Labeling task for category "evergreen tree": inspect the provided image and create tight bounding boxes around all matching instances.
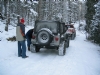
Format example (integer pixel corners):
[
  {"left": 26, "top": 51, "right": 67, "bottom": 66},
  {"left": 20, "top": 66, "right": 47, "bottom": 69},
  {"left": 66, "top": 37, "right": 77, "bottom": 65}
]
[
  {"left": 85, "top": 0, "right": 98, "bottom": 33},
  {"left": 90, "top": 0, "right": 100, "bottom": 44}
]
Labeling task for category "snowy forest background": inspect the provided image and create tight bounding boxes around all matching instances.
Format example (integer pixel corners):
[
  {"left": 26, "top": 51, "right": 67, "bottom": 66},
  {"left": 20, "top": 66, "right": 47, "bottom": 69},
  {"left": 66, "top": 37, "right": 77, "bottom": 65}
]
[{"left": 0, "top": 0, "right": 100, "bottom": 45}]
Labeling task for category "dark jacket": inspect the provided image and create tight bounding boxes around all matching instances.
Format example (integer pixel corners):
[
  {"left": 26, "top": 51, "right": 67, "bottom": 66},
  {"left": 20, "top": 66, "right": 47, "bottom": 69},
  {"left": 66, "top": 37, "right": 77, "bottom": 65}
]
[
  {"left": 16, "top": 23, "right": 25, "bottom": 41},
  {"left": 26, "top": 29, "right": 33, "bottom": 38}
]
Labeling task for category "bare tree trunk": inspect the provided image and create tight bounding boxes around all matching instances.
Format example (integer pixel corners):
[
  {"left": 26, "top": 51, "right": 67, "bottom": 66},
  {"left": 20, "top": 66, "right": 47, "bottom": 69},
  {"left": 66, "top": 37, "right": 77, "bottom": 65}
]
[
  {"left": 28, "top": 10, "right": 30, "bottom": 25},
  {"left": 37, "top": 0, "right": 42, "bottom": 20},
  {"left": 5, "top": 0, "right": 9, "bottom": 31},
  {"left": 17, "top": 15, "right": 20, "bottom": 23},
  {"left": 4, "top": 0, "right": 7, "bottom": 18},
  {"left": 17, "top": 0, "right": 20, "bottom": 24},
  {"left": 0, "top": 0, "right": 3, "bottom": 13}
]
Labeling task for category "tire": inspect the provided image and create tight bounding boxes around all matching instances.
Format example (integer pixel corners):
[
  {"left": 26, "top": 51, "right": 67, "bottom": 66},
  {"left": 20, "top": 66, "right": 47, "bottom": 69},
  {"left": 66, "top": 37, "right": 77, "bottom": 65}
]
[
  {"left": 30, "top": 44, "right": 40, "bottom": 53},
  {"left": 74, "top": 32, "right": 76, "bottom": 37},
  {"left": 71, "top": 34, "right": 75, "bottom": 40},
  {"left": 68, "top": 40, "right": 69, "bottom": 47},
  {"left": 36, "top": 46, "right": 40, "bottom": 52},
  {"left": 66, "top": 39, "right": 69, "bottom": 48},
  {"left": 37, "top": 29, "right": 53, "bottom": 45},
  {"left": 58, "top": 41, "right": 66, "bottom": 56},
  {"left": 30, "top": 44, "right": 36, "bottom": 53}
]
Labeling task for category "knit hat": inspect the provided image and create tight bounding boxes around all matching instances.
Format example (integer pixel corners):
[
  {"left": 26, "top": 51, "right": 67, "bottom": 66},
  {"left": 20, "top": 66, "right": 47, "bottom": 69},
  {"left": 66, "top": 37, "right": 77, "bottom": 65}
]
[{"left": 20, "top": 18, "right": 25, "bottom": 24}]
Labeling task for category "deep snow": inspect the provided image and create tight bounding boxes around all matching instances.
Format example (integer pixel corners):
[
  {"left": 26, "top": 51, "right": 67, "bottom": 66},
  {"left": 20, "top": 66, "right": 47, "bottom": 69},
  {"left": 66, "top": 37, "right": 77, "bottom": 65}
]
[{"left": 0, "top": 20, "right": 100, "bottom": 75}]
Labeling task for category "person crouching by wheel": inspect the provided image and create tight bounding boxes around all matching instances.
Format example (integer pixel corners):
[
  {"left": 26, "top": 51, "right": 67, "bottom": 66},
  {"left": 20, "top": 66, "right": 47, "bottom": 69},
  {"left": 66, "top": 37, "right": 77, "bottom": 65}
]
[{"left": 26, "top": 29, "right": 34, "bottom": 51}]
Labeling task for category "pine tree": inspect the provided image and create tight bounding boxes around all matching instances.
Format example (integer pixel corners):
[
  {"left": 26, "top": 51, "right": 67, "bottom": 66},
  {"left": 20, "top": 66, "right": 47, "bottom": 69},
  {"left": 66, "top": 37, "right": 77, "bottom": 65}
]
[
  {"left": 90, "top": 0, "right": 100, "bottom": 44},
  {"left": 85, "top": 0, "right": 98, "bottom": 33}
]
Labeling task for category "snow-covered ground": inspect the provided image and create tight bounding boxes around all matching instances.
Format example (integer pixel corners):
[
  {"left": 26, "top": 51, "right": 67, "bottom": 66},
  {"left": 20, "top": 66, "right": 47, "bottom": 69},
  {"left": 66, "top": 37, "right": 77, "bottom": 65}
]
[{"left": 0, "top": 20, "right": 100, "bottom": 75}]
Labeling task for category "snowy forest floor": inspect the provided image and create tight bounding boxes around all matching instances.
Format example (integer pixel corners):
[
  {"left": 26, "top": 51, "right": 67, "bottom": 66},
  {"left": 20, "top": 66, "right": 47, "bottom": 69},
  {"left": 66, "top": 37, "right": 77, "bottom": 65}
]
[{"left": 0, "top": 21, "right": 100, "bottom": 75}]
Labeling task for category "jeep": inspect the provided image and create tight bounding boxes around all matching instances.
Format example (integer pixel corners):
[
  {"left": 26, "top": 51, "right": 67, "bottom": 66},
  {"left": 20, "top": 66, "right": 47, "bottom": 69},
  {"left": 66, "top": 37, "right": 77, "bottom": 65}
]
[
  {"left": 30, "top": 20, "right": 69, "bottom": 56},
  {"left": 65, "top": 24, "right": 76, "bottom": 40}
]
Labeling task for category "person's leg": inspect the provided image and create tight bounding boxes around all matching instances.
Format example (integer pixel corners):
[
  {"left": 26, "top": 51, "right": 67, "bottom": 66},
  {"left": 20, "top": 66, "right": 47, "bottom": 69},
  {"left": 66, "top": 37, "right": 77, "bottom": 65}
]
[
  {"left": 28, "top": 38, "right": 31, "bottom": 50},
  {"left": 26, "top": 36, "right": 31, "bottom": 51},
  {"left": 18, "top": 41, "right": 22, "bottom": 57},
  {"left": 26, "top": 36, "right": 29, "bottom": 47},
  {"left": 20, "top": 40, "right": 27, "bottom": 58}
]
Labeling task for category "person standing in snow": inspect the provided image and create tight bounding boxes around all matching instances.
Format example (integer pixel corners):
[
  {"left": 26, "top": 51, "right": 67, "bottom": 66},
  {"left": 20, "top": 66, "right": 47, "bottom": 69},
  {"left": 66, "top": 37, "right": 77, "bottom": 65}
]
[
  {"left": 16, "top": 18, "right": 28, "bottom": 58},
  {"left": 26, "top": 28, "right": 34, "bottom": 51}
]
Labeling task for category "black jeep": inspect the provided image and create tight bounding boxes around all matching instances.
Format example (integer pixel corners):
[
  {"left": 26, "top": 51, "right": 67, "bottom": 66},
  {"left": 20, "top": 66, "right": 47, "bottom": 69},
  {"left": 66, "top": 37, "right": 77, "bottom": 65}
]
[{"left": 30, "top": 20, "right": 69, "bottom": 55}]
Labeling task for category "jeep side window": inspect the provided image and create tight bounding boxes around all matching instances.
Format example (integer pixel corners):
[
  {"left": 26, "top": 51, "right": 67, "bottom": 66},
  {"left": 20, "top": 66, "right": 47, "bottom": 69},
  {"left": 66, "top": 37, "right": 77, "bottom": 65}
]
[{"left": 60, "top": 24, "right": 63, "bottom": 34}]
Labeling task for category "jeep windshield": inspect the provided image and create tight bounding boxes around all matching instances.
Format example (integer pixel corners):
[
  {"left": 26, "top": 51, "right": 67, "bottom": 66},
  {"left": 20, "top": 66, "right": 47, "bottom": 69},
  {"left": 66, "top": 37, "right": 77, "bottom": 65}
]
[{"left": 35, "top": 22, "right": 57, "bottom": 33}]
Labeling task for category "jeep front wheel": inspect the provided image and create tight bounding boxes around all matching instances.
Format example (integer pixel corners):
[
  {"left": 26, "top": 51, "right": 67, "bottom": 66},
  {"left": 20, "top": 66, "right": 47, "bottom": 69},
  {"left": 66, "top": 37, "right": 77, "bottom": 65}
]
[
  {"left": 30, "top": 44, "right": 36, "bottom": 53},
  {"left": 30, "top": 44, "right": 40, "bottom": 53}
]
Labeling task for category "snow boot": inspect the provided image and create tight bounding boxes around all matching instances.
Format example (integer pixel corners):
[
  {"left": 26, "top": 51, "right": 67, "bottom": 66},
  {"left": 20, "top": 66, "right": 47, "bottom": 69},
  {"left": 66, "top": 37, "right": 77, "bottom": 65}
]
[{"left": 28, "top": 47, "right": 30, "bottom": 51}]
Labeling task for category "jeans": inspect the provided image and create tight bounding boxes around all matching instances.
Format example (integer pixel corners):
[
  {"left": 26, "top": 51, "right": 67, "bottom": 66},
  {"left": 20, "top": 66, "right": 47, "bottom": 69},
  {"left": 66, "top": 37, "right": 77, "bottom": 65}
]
[
  {"left": 18, "top": 40, "right": 26, "bottom": 58},
  {"left": 26, "top": 36, "right": 31, "bottom": 48}
]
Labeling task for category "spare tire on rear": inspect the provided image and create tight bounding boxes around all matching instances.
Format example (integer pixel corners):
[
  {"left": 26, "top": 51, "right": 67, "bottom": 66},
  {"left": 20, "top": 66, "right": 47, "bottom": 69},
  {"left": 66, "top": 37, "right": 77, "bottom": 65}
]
[{"left": 37, "top": 28, "right": 53, "bottom": 45}]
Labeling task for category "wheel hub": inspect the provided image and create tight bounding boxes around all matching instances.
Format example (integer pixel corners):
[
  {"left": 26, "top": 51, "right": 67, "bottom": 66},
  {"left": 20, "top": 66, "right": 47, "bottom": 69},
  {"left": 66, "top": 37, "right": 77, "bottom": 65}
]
[{"left": 41, "top": 34, "right": 47, "bottom": 40}]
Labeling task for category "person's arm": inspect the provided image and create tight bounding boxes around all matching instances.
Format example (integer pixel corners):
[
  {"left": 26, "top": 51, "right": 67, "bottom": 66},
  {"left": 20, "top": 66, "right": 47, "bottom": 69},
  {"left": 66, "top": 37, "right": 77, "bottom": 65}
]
[{"left": 20, "top": 24, "right": 25, "bottom": 37}]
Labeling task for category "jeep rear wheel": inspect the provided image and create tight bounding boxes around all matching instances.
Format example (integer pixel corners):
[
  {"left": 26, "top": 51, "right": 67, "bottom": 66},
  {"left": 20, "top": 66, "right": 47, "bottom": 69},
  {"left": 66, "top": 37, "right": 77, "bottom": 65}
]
[
  {"left": 66, "top": 39, "right": 69, "bottom": 48},
  {"left": 58, "top": 41, "right": 66, "bottom": 56},
  {"left": 37, "top": 29, "right": 53, "bottom": 45},
  {"left": 71, "top": 34, "right": 75, "bottom": 40}
]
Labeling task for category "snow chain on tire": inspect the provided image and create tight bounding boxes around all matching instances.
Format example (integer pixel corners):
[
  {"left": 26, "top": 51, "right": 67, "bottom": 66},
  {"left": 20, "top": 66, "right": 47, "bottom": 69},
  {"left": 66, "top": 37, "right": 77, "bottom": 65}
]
[{"left": 30, "top": 44, "right": 36, "bottom": 53}]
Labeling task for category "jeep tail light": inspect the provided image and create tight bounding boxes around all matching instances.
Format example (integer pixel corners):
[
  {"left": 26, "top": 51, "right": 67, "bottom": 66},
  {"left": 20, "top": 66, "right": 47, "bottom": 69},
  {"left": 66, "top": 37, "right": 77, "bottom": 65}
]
[
  {"left": 55, "top": 37, "right": 59, "bottom": 41},
  {"left": 32, "top": 35, "right": 35, "bottom": 39}
]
